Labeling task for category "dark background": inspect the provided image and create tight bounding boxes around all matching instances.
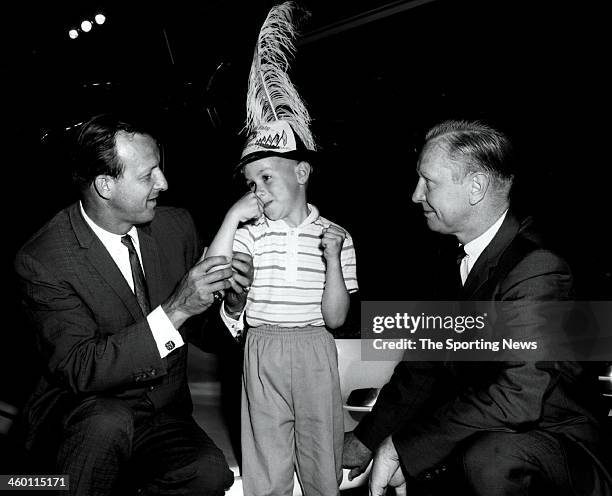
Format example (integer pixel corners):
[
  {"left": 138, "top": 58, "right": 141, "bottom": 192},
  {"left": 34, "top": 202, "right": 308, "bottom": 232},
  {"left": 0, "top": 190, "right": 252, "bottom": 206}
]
[{"left": 3, "top": 0, "right": 610, "bottom": 407}]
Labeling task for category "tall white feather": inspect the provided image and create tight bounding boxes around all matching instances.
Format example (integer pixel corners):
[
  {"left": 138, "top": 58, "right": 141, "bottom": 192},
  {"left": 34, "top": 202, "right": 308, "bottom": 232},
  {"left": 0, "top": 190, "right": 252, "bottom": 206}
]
[{"left": 246, "top": 1, "right": 315, "bottom": 150}]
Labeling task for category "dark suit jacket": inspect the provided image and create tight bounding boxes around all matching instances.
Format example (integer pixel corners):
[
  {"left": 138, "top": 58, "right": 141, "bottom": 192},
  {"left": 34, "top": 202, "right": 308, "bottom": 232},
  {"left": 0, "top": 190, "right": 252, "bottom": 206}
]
[
  {"left": 14, "top": 202, "right": 235, "bottom": 450},
  {"left": 355, "top": 211, "right": 605, "bottom": 477}
]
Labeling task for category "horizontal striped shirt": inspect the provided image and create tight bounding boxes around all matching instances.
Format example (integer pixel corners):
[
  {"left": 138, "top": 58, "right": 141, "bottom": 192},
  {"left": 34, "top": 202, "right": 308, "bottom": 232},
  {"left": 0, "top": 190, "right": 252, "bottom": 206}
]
[{"left": 234, "top": 204, "right": 358, "bottom": 328}]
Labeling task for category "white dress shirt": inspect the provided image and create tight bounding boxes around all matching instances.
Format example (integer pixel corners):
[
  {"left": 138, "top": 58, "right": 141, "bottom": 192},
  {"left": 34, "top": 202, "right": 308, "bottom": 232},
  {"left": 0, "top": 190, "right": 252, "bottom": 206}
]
[
  {"left": 80, "top": 202, "right": 184, "bottom": 358},
  {"left": 220, "top": 303, "right": 245, "bottom": 339},
  {"left": 460, "top": 210, "right": 508, "bottom": 285}
]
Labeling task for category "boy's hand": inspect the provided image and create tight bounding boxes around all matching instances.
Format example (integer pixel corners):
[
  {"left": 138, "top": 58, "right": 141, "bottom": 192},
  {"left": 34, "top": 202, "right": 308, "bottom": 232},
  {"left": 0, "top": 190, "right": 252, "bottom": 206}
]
[
  {"left": 321, "top": 225, "right": 346, "bottom": 262},
  {"left": 229, "top": 192, "right": 263, "bottom": 224},
  {"left": 343, "top": 431, "right": 373, "bottom": 480}
]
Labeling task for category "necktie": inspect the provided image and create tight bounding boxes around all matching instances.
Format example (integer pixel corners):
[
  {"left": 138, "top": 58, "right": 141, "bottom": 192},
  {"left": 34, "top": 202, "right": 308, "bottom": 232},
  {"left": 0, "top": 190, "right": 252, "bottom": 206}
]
[
  {"left": 121, "top": 235, "right": 151, "bottom": 316},
  {"left": 455, "top": 244, "right": 467, "bottom": 287}
]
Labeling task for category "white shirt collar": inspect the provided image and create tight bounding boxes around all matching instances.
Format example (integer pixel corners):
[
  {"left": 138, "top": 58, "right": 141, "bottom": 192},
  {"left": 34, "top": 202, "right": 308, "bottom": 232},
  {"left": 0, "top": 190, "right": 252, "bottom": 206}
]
[
  {"left": 462, "top": 209, "right": 508, "bottom": 274},
  {"left": 79, "top": 201, "right": 140, "bottom": 249}
]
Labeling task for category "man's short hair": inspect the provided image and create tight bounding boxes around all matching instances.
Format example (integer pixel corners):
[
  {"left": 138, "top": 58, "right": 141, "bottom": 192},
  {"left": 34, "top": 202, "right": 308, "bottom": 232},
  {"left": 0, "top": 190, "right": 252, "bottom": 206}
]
[
  {"left": 425, "top": 120, "right": 515, "bottom": 191},
  {"left": 72, "top": 113, "right": 156, "bottom": 191}
]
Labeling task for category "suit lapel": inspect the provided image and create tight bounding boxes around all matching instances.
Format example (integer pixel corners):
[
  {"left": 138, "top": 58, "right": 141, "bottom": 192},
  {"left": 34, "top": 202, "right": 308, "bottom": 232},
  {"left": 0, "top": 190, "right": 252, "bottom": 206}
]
[
  {"left": 461, "top": 212, "right": 521, "bottom": 299},
  {"left": 137, "top": 225, "right": 164, "bottom": 308},
  {"left": 69, "top": 203, "right": 145, "bottom": 321}
]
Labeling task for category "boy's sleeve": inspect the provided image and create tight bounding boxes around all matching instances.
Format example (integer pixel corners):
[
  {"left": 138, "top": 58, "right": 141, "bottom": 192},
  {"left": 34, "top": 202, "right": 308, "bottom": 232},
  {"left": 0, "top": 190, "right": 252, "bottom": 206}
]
[
  {"left": 233, "top": 225, "right": 254, "bottom": 256},
  {"left": 341, "top": 232, "right": 358, "bottom": 293}
]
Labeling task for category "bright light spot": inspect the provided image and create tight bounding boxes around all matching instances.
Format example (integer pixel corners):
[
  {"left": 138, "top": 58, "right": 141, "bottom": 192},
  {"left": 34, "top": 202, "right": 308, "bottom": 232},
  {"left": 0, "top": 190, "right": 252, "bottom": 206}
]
[
  {"left": 68, "top": 29, "right": 79, "bottom": 39},
  {"left": 81, "top": 20, "right": 93, "bottom": 32},
  {"left": 94, "top": 13, "right": 106, "bottom": 25}
]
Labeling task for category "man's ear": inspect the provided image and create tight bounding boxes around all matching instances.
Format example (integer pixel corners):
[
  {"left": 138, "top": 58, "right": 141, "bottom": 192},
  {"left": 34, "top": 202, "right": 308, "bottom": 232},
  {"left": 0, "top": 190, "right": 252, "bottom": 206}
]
[
  {"left": 469, "top": 172, "right": 490, "bottom": 205},
  {"left": 93, "top": 175, "right": 113, "bottom": 200},
  {"left": 295, "top": 161, "right": 312, "bottom": 185}
]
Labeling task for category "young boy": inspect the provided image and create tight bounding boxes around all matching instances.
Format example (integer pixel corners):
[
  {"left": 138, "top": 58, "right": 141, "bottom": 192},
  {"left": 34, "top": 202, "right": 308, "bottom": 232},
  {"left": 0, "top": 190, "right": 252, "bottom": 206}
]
[{"left": 208, "top": 120, "right": 358, "bottom": 495}]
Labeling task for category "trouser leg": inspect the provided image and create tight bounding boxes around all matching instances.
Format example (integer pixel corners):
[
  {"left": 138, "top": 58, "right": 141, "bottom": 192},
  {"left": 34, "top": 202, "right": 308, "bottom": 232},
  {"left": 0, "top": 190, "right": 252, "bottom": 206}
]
[
  {"left": 462, "top": 430, "right": 612, "bottom": 496},
  {"left": 57, "top": 397, "right": 134, "bottom": 496},
  {"left": 241, "top": 329, "right": 296, "bottom": 496},
  {"left": 293, "top": 329, "right": 343, "bottom": 496},
  {"left": 131, "top": 413, "right": 234, "bottom": 496}
]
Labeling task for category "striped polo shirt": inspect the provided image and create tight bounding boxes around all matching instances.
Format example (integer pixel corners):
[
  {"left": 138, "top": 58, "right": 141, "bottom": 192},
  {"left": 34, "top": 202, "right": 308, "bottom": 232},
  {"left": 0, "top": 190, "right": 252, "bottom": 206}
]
[{"left": 233, "top": 204, "right": 358, "bottom": 328}]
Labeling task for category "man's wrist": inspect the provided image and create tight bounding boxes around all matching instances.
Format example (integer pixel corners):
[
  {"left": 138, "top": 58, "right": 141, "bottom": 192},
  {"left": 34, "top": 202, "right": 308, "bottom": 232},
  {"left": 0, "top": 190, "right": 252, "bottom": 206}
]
[{"left": 162, "top": 302, "right": 190, "bottom": 329}]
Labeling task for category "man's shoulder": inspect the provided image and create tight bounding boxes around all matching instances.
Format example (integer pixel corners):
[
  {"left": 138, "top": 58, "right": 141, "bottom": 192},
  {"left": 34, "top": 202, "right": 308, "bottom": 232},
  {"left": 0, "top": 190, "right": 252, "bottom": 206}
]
[
  {"left": 512, "top": 216, "right": 568, "bottom": 267},
  {"left": 145, "top": 206, "right": 201, "bottom": 262},
  {"left": 506, "top": 236, "right": 570, "bottom": 278},
  {"left": 151, "top": 205, "right": 192, "bottom": 224},
  {"left": 148, "top": 206, "right": 196, "bottom": 235},
  {"left": 16, "top": 206, "right": 74, "bottom": 262},
  {"left": 497, "top": 215, "right": 572, "bottom": 292}
]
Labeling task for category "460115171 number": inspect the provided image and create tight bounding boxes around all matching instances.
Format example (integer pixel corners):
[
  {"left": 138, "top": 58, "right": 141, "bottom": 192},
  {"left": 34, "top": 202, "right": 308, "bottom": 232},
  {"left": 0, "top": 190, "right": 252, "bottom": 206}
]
[{"left": 0, "top": 475, "right": 69, "bottom": 490}]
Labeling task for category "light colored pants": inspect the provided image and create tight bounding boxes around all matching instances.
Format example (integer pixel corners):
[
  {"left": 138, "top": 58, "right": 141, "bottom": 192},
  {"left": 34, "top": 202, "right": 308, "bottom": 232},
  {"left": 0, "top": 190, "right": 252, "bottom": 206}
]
[{"left": 241, "top": 325, "right": 343, "bottom": 496}]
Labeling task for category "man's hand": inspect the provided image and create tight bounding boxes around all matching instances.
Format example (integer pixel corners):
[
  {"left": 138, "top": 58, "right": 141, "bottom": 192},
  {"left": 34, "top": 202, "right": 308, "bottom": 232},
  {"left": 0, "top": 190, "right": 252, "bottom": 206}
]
[
  {"left": 321, "top": 225, "right": 346, "bottom": 263},
  {"left": 369, "top": 436, "right": 407, "bottom": 496},
  {"left": 224, "top": 251, "right": 255, "bottom": 317},
  {"left": 162, "top": 253, "right": 233, "bottom": 329},
  {"left": 343, "top": 431, "right": 373, "bottom": 481}
]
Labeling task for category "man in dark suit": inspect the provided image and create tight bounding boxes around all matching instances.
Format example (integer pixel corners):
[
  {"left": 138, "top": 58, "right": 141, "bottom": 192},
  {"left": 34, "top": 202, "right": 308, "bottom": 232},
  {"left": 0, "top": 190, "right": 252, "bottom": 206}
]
[
  {"left": 14, "top": 114, "right": 253, "bottom": 495},
  {"left": 343, "top": 120, "right": 611, "bottom": 495}
]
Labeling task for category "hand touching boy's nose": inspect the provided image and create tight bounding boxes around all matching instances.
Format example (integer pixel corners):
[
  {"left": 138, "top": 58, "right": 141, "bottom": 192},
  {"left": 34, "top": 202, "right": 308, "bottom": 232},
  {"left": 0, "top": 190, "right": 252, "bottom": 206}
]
[{"left": 229, "top": 192, "right": 263, "bottom": 223}]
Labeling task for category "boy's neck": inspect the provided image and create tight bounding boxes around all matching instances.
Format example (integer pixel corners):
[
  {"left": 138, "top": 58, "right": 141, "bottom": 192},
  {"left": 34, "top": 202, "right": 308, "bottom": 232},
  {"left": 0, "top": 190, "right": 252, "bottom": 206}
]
[{"left": 277, "top": 202, "right": 310, "bottom": 227}]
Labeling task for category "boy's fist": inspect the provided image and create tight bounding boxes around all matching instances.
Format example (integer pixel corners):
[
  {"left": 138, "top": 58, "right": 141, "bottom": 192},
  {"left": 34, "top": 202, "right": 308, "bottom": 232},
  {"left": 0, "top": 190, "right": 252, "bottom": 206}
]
[{"left": 321, "top": 225, "right": 346, "bottom": 261}]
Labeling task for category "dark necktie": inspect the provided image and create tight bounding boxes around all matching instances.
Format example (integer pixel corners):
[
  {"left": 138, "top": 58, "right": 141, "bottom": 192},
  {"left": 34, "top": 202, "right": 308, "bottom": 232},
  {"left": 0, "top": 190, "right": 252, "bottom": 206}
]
[{"left": 121, "top": 234, "right": 151, "bottom": 316}]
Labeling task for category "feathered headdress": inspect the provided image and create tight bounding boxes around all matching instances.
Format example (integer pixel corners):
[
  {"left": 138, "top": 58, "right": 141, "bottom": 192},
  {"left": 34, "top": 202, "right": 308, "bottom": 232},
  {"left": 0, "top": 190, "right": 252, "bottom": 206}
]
[{"left": 237, "top": 1, "right": 315, "bottom": 169}]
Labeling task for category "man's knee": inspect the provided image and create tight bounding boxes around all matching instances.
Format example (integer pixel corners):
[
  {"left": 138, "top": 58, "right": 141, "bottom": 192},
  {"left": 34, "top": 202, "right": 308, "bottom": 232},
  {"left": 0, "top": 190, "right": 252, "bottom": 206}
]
[
  {"left": 63, "top": 397, "right": 134, "bottom": 447},
  {"left": 140, "top": 452, "right": 233, "bottom": 496},
  {"left": 187, "top": 447, "right": 234, "bottom": 494},
  {"left": 462, "top": 432, "right": 535, "bottom": 494}
]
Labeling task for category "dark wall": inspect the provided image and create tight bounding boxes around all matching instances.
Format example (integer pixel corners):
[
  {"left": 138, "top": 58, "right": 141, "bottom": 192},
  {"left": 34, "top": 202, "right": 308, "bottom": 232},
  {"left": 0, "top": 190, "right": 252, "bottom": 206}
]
[{"left": 296, "top": 0, "right": 610, "bottom": 300}]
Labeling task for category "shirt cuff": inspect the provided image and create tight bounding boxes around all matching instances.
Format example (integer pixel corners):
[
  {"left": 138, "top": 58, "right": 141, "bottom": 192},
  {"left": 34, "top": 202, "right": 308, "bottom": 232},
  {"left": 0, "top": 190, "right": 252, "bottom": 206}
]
[
  {"left": 148, "top": 305, "right": 185, "bottom": 358},
  {"left": 220, "top": 303, "right": 245, "bottom": 339}
]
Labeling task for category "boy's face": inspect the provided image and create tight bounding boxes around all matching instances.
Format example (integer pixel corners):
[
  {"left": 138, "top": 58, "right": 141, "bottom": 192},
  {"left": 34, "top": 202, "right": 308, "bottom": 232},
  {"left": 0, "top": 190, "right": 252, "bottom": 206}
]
[{"left": 244, "top": 156, "right": 309, "bottom": 225}]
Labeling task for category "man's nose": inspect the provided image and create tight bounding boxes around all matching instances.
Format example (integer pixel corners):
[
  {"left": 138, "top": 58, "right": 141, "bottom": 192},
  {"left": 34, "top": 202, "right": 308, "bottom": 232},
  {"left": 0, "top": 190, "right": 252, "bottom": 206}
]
[
  {"left": 155, "top": 170, "right": 169, "bottom": 191},
  {"left": 412, "top": 179, "right": 425, "bottom": 203}
]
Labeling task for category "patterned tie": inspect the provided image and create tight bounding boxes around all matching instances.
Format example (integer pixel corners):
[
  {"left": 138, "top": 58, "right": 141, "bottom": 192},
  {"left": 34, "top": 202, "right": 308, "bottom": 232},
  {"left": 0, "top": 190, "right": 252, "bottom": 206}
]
[{"left": 121, "top": 234, "right": 151, "bottom": 316}]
